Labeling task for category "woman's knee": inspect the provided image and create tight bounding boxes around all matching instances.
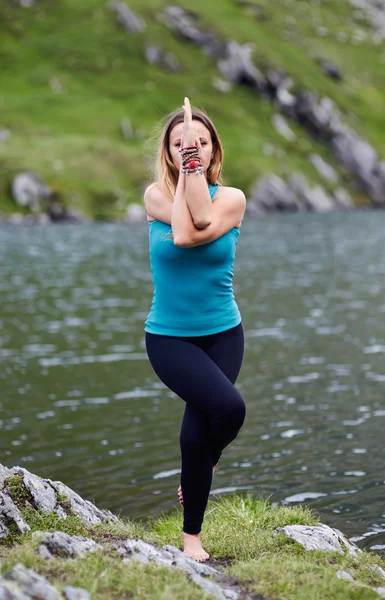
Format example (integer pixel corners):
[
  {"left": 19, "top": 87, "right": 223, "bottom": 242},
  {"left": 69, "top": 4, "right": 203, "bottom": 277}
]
[{"left": 224, "top": 395, "right": 246, "bottom": 430}]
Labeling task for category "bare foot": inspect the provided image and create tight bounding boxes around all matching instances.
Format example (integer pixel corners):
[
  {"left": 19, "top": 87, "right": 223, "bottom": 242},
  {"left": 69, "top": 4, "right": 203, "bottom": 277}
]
[
  {"left": 183, "top": 532, "right": 210, "bottom": 562},
  {"left": 178, "top": 464, "right": 217, "bottom": 506}
]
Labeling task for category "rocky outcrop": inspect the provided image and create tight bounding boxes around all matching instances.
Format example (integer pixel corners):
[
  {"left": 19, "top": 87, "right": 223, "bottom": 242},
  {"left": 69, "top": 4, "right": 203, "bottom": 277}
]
[
  {"left": 160, "top": 6, "right": 385, "bottom": 209},
  {"left": 0, "top": 562, "right": 91, "bottom": 600},
  {"left": 144, "top": 45, "right": 181, "bottom": 72},
  {"left": 274, "top": 523, "right": 361, "bottom": 557},
  {"left": 116, "top": 539, "right": 242, "bottom": 599},
  {"left": 10, "top": 173, "right": 89, "bottom": 223},
  {"left": 108, "top": 1, "right": 146, "bottom": 32},
  {"left": 0, "top": 465, "right": 118, "bottom": 538},
  {"left": 34, "top": 531, "right": 103, "bottom": 560},
  {"left": 348, "top": 0, "right": 385, "bottom": 43},
  {"left": 246, "top": 173, "right": 354, "bottom": 214}
]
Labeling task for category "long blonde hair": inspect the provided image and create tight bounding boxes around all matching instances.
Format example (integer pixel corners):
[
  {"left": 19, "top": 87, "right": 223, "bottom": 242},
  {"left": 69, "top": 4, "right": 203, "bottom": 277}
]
[{"left": 145, "top": 106, "right": 224, "bottom": 201}]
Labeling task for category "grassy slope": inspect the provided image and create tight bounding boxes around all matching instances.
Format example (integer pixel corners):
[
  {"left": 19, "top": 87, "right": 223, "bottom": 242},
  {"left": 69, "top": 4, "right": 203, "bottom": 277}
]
[
  {"left": 1, "top": 492, "right": 385, "bottom": 600},
  {"left": 0, "top": 0, "right": 384, "bottom": 218}
]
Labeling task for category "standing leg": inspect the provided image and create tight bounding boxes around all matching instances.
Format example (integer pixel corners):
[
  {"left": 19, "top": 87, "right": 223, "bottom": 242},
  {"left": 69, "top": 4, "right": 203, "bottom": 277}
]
[{"left": 179, "top": 404, "right": 213, "bottom": 530}]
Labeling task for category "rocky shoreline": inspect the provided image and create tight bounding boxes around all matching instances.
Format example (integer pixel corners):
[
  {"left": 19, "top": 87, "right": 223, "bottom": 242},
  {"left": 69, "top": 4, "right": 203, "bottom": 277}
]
[{"left": 1, "top": 463, "right": 385, "bottom": 600}]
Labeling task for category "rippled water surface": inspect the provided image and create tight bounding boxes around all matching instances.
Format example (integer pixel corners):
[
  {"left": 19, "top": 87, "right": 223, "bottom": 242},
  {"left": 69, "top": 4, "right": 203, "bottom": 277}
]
[{"left": 1, "top": 213, "right": 385, "bottom": 554}]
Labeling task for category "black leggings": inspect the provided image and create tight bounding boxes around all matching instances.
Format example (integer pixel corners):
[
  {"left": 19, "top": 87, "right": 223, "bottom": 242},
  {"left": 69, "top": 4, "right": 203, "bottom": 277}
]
[{"left": 145, "top": 322, "right": 246, "bottom": 535}]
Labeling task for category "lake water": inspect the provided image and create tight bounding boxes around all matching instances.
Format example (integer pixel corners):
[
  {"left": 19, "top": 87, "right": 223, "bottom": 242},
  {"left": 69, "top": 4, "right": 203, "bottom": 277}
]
[{"left": 1, "top": 211, "right": 384, "bottom": 555}]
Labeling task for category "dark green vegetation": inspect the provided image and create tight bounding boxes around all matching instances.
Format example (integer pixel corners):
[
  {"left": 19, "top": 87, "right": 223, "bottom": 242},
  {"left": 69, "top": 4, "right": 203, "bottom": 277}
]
[{"left": 0, "top": 0, "right": 383, "bottom": 218}]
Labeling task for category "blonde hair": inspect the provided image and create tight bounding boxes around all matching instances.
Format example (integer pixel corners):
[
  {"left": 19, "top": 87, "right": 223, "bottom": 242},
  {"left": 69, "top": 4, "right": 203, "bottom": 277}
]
[{"left": 144, "top": 106, "right": 224, "bottom": 201}]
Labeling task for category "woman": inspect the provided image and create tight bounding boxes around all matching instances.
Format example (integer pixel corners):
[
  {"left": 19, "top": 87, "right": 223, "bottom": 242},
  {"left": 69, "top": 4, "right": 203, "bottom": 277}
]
[{"left": 144, "top": 97, "right": 246, "bottom": 562}]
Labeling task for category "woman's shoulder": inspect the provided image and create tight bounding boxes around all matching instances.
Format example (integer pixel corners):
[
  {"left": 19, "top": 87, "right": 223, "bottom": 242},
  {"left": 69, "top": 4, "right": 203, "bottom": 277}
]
[
  {"left": 144, "top": 182, "right": 173, "bottom": 222},
  {"left": 213, "top": 184, "right": 243, "bottom": 193},
  {"left": 212, "top": 185, "right": 246, "bottom": 202}
]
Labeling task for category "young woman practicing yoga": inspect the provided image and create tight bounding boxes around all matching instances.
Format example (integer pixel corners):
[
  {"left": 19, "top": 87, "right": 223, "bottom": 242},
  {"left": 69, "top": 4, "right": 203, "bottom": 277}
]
[{"left": 144, "top": 97, "right": 246, "bottom": 562}]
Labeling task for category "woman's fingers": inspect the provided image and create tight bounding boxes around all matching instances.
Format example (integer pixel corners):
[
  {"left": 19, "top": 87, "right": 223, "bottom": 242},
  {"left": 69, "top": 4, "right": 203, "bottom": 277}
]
[
  {"left": 183, "top": 96, "right": 192, "bottom": 123},
  {"left": 182, "top": 96, "right": 197, "bottom": 146}
]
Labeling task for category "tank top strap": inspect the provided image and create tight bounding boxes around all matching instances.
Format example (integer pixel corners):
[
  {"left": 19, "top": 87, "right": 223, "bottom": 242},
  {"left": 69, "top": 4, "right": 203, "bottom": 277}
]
[{"left": 208, "top": 182, "right": 219, "bottom": 200}]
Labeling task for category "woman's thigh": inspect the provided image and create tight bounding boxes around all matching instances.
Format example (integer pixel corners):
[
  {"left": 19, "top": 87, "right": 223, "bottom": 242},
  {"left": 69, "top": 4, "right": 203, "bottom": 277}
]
[
  {"left": 204, "top": 323, "right": 244, "bottom": 385},
  {"left": 145, "top": 332, "right": 243, "bottom": 416}
]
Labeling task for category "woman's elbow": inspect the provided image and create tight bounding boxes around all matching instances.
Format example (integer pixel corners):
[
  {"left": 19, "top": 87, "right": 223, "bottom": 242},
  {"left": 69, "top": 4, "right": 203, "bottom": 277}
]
[
  {"left": 193, "top": 218, "right": 212, "bottom": 230},
  {"left": 173, "top": 235, "right": 190, "bottom": 247}
]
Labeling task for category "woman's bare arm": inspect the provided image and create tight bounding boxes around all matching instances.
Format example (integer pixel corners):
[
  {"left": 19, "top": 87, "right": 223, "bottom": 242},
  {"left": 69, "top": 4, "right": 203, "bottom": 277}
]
[
  {"left": 144, "top": 184, "right": 173, "bottom": 224},
  {"left": 181, "top": 97, "right": 212, "bottom": 228},
  {"left": 174, "top": 187, "right": 246, "bottom": 247}
]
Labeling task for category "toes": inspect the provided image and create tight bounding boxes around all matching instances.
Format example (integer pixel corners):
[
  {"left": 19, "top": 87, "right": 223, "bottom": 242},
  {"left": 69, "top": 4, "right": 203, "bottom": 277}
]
[{"left": 183, "top": 551, "right": 209, "bottom": 562}]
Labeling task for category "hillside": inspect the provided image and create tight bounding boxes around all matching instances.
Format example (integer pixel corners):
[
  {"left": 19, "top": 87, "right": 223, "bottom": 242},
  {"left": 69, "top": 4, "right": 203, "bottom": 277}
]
[{"left": 0, "top": 0, "right": 384, "bottom": 219}]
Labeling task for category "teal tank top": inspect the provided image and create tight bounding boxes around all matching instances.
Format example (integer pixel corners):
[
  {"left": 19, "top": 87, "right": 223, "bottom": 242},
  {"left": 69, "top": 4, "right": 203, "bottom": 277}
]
[{"left": 144, "top": 183, "right": 242, "bottom": 336}]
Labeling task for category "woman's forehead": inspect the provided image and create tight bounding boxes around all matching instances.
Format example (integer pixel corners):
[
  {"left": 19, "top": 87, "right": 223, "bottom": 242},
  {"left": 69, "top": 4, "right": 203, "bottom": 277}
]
[{"left": 170, "top": 120, "right": 210, "bottom": 140}]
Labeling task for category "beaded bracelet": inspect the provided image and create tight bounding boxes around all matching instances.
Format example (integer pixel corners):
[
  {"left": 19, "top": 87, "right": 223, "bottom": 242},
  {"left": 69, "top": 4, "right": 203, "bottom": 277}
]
[
  {"left": 179, "top": 144, "right": 204, "bottom": 174},
  {"left": 181, "top": 162, "right": 204, "bottom": 175},
  {"left": 182, "top": 153, "right": 200, "bottom": 166}
]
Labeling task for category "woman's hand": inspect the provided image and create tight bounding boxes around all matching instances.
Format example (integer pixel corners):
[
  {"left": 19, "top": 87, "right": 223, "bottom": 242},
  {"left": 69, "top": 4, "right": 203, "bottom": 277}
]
[
  {"left": 182, "top": 97, "right": 197, "bottom": 147},
  {"left": 182, "top": 97, "right": 202, "bottom": 159}
]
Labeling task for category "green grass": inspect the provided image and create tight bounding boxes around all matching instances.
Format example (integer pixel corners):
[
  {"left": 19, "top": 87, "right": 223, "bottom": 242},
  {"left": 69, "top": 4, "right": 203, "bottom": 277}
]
[
  {"left": 0, "top": 0, "right": 383, "bottom": 217},
  {"left": 1, "top": 489, "right": 385, "bottom": 600}
]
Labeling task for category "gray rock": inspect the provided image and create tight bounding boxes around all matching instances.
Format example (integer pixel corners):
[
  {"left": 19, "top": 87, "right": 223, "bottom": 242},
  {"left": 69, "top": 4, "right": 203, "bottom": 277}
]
[
  {"left": 348, "top": 0, "right": 385, "bottom": 42},
  {"left": 0, "top": 491, "right": 31, "bottom": 539},
  {"left": 11, "top": 173, "right": 53, "bottom": 213},
  {"left": 116, "top": 539, "right": 240, "bottom": 599},
  {"left": 274, "top": 523, "right": 361, "bottom": 557},
  {"left": 0, "top": 580, "right": 30, "bottom": 599},
  {"left": 272, "top": 114, "right": 296, "bottom": 141},
  {"left": 309, "top": 154, "right": 339, "bottom": 183},
  {"left": 108, "top": 1, "right": 146, "bottom": 32},
  {"left": 336, "top": 569, "right": 355, "bottom": 581},
  {"left": 377, "top": 587, "right": 385, "bottom": 597},
  {"left": 7, "top": 563, "right": 60, "bottom": 600},
  {"left": 289, "top": 173, "right": 335, "bottom": 212},
  {"left": 0, "top": 465, "right": 118, "bottom": 533},
  {"left": 159, "top": 6, "right": 223, "bottom": 59},
  {"left": 369, "top": 565, "right": 385, "bottom": 580},
  {"left": 144, "top": 45, "right": 180, "bottom": 72},
  {"left": 35, "top": 531, "right": 102, "bottom": 560},
  {"left": 247, "top": 175, "right": 302, "bottom": 213},
  {"left": 331, "top": 124, "right": 385, "bottom": 207},
  {"left": 218, "top": 41, "right": 267, "bottom": 94},
  {"left": 319, "top": 58, "right": 343, "bottom": 81},
  {"left": 332, "top": 188, "right": 354, "bottom": 209},
  {"left": 293, "top": 93, "right": 337, "bottom": 141},
  {"left": 62, "top": 586, "right": 91, "bottom": 600},
  {"left": 44, "top": 476, "right": 118, "bottom": 526},
  {"left": 250, "top": 171, "right": 352, "bottom": 214}
]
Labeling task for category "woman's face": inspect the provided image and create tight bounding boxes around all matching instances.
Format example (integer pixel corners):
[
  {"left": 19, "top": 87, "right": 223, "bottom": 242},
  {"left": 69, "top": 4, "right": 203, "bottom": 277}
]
[{"left": 168, "top": 119, "right": 214, "bottom": 178}]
